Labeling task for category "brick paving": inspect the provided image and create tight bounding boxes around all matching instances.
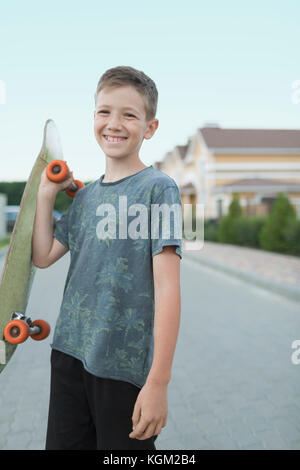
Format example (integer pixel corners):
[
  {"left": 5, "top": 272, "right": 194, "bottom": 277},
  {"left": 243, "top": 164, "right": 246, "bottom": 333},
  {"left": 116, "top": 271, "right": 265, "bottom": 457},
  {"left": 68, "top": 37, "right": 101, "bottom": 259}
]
[
  {"left": 0, "top": 243, "right": 300, "bottom": 450},
  {"left": 185, "top": 241, "right": 300, "bottom": 288}
]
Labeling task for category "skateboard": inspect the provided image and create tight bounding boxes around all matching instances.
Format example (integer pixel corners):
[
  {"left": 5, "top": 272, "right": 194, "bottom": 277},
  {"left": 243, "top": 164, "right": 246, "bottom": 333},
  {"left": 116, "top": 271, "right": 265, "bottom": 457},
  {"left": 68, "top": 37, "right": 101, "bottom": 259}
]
[{"left": 0, "top": 119, "right": 83, "bottom": 373}]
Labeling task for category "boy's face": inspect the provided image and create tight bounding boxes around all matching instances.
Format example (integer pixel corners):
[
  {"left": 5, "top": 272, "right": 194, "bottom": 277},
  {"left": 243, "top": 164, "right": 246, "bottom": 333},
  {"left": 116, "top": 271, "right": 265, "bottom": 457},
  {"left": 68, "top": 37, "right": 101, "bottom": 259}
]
[{"left": 94, "top": 85, "right": 158, "bottom": 161}]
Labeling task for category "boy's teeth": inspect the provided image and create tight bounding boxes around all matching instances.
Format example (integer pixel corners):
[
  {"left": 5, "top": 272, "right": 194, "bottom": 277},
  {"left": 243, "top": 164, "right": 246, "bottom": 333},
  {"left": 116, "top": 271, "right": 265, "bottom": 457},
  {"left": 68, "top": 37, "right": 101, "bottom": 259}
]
[{"left": 105, "top": 136, "right": 126, "bottom": 142}]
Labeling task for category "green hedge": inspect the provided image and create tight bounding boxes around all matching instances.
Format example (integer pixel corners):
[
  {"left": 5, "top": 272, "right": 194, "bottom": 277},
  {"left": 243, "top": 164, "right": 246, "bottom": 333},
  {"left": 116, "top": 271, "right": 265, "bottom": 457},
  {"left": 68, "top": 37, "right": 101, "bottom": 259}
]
[
  {"left": 199, "top": 192, "right": 300, "bottom": 257},
  {"left": 232, "top": 216, "right": 266, "bottom": 248},
  {"left": 282, "top": 218, "right": 300, "bottom": 256},
  {"left": 217, "top": 193, "right": 243, "bottom": 244},
  {"left": 259, "top": 193, "right": 297, "bottom": 254},
  {"left": 204, "top": 220, "right": 218, "bottom": 242}
]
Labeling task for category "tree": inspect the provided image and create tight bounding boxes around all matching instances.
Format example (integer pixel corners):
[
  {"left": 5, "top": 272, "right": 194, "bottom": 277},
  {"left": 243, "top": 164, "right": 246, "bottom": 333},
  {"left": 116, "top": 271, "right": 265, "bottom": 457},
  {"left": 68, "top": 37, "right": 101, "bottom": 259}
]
[
  {"left": 217, "top": 193, "right": 242, "bottom": 244},
  {"left": 259, "top": 192, "right": 297, "bottom": 253}
]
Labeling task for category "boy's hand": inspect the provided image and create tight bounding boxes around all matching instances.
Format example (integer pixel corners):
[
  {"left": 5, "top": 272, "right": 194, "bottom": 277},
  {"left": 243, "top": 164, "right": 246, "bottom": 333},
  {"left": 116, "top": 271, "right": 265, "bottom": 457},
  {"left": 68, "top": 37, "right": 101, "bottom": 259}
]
[
  {"left": 39, "top": 167, "right": 74, "bottom": 196},
  {"left": 129, "top": 382, "right": 168, "bottom": 440}
]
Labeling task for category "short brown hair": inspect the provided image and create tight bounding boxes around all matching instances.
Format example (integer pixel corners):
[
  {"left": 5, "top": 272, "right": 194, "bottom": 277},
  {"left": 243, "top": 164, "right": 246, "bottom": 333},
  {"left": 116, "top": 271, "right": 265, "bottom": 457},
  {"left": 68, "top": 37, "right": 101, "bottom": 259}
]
[{"left": 94, "top": 66, "right": 158, "bottom": 122}]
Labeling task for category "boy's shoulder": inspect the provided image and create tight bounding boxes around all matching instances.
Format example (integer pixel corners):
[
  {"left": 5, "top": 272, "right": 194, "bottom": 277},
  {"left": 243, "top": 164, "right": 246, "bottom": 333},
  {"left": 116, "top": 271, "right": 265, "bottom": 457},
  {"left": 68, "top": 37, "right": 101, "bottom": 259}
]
[
  {"left": 71, "top": 178, "right": 99, "bottom": 200},
  {"left": 148, "top": 166, "right": 178, "bottom": 186},
  {"left": 144, "top": 166, "right": 179, "bottom": 196}
]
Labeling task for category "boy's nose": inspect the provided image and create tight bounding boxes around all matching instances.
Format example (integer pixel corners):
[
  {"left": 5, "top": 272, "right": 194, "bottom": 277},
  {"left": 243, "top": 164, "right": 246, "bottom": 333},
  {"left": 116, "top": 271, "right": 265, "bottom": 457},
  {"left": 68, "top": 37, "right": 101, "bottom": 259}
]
[{"left": 107, "top": 116, "right": 122, "bottom": 129}]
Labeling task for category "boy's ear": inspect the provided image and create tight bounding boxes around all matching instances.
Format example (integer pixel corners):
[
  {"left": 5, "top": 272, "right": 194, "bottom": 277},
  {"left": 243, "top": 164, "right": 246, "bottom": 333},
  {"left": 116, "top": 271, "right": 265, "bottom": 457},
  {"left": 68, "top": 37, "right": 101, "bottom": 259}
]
[{"left": 144, "top": 119, "right": 159, "bottom": 140}]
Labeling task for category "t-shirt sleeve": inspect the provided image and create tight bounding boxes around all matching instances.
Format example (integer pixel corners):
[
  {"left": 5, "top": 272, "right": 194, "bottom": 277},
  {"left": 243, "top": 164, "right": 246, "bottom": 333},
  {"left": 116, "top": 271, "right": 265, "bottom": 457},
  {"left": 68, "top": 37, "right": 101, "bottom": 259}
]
[
  {"left": 53, "top": 205, "right": 71, "bottom": 249},
  {"left": 151, "top": 185, "right": 182, "bottom": 259}
]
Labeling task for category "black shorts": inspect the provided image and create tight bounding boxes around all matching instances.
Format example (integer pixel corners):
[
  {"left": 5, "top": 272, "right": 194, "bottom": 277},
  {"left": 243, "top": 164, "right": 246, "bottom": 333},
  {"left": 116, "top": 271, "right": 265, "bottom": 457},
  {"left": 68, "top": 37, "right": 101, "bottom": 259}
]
[{"left": 45, "top": 349, "right": 158, "bottom": 450}]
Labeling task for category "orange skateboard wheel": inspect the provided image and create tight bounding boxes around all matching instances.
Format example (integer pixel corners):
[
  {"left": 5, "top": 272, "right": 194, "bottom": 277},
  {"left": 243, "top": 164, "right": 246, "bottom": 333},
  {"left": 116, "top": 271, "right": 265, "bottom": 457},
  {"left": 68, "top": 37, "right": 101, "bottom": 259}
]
[
  {"left": 46, "top": 160, "right": 69, "bottom": 182},
  {"left": 4, "top": 319, "right": 30, "bottom": 344},
  {"left": 65, "top": 179, "right": 84, "bottom": 198},
  {"left": 30, "top": 319, "right": 51, "bottom": 341},
  {"left": 47, "top": 160, "right": 84, "bottom": 198}
]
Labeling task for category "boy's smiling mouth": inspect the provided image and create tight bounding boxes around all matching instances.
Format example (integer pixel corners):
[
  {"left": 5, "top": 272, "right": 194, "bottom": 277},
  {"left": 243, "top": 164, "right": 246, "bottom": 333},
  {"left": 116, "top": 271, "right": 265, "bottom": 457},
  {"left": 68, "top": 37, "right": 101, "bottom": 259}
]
[{"left": 103, "top": 135, "right": 128, "bottom": 144}]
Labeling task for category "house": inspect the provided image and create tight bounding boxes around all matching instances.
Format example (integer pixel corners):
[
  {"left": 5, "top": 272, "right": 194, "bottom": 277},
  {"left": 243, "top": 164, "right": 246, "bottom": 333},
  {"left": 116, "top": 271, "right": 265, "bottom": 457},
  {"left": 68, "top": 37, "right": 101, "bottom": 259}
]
[{"left": 154, "top": 124, "right": 300, "bottom": 220}]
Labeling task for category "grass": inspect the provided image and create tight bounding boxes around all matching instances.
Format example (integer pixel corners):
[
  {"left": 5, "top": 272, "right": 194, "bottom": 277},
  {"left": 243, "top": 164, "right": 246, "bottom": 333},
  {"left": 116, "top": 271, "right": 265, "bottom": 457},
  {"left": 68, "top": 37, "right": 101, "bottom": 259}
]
[{"left": 0, "top": 235, "right": 11, "bottom": 249}]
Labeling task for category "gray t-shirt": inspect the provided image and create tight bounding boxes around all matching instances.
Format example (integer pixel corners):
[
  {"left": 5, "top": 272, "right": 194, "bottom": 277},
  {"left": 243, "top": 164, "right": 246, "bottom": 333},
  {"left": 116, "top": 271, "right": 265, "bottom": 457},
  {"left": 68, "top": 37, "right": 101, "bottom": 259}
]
[{"left": 52, "top": 164, "right": 182, "bottom": 389}]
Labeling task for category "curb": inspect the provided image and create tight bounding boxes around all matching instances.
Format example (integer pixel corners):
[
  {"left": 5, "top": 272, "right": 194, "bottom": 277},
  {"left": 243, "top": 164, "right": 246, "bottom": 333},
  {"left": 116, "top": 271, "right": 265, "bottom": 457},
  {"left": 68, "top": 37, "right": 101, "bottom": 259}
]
[{"left": 183, "top": 251, "right": 300, "bottom": 303}]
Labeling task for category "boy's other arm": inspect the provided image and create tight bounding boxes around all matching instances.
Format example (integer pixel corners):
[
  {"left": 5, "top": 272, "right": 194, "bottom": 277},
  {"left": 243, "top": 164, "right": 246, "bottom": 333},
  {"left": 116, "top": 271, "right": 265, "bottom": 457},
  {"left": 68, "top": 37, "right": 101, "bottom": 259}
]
[
  {"left": 146, "top": 245, "right": 181, "bottom": 386},
  {"left": 129, "top": 246, "right": 181, "bottom": 441},
  {"left": 31, "top": 168, "right": 73, "bottom": 269}
]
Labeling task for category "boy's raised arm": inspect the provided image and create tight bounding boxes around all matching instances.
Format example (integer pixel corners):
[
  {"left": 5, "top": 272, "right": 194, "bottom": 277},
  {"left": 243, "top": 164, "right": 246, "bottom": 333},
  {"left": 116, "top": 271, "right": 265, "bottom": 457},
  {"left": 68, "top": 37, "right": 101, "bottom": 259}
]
[{"left": 31, "top": 167, "right": 73, "bottom": 269}]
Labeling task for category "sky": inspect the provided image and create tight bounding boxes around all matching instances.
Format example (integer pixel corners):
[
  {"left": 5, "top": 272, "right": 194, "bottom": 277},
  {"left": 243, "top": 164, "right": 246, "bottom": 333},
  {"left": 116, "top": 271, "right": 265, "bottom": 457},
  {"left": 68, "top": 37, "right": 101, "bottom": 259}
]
[{"left": 0, "top": 0, "right": 299, "bottom": 181}]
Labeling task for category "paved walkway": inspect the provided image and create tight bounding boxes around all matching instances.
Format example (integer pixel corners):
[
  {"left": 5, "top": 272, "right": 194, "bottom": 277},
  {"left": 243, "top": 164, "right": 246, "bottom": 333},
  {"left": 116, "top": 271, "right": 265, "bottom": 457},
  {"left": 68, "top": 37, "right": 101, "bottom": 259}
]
[
  {"left": 183, "top": 241, "right": 300, "bottom": 302},
  {"left": 0, "top": 243, "right": 300, "bottom": 450},
  {"left": 0, "top": 251, "right": 68, "bottom": 450}
]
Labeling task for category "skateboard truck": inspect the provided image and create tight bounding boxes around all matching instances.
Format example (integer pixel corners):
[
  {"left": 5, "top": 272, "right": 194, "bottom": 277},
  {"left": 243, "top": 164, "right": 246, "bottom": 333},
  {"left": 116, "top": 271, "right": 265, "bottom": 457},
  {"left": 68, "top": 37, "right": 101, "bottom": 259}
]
[
  {"left": 46, "top": 159, "right": 84, "bottom": 198},
  {"left": 3, "top": 312, "right": 50, "bottom": 345}
]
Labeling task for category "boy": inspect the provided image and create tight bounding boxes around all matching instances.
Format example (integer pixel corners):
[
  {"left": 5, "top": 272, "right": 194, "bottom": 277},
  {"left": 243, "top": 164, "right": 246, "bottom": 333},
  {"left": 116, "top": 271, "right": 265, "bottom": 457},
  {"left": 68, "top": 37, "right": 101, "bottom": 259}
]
[{"left": 32, "top": 66, "right": 182, "bottom": 450}]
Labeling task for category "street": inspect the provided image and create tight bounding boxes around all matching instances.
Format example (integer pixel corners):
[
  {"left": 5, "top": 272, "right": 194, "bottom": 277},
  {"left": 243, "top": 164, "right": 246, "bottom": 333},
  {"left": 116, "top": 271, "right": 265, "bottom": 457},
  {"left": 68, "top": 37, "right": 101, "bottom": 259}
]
[{"left": 0, "top": 250, "right": 299, "bottom": 450}]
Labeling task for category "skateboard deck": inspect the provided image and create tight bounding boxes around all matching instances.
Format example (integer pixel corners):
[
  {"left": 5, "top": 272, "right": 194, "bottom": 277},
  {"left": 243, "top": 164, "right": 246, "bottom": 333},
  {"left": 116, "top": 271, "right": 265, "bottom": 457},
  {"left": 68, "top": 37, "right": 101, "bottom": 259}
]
[{"left": 0, "top": 119, "right": 64, "bottom": 373}]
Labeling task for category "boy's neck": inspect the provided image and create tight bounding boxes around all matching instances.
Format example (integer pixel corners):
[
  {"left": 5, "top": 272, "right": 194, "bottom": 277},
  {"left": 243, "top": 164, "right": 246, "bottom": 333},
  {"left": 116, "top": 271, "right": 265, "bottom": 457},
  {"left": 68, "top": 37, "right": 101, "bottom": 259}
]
[{"left": 102, "top": 158, "right": 148, "bottom": 183}]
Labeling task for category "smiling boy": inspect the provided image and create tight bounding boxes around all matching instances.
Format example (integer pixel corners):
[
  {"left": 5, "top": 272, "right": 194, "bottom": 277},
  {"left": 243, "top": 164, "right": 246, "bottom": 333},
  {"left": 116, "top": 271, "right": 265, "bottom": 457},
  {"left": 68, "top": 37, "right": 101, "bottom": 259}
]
[{"left": 32, "top": 66, "right": 182, "bottom": 450}]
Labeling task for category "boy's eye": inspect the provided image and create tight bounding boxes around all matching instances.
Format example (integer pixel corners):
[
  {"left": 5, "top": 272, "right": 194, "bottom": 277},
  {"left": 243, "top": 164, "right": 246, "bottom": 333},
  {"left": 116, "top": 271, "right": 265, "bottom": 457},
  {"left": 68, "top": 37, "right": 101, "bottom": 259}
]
[{"left": 97, "top": 110, "right": 135, "bottom": 118}]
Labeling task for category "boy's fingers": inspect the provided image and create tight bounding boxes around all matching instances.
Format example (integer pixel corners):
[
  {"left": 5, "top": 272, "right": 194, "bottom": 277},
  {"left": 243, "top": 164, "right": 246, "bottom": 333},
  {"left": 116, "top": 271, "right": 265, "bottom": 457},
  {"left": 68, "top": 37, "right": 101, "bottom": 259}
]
[
  {"left": 129, "top": 418, "right": 149, "bottom": 439},
  {"left": 130, "top": 423, "right": 154, "bottom": 440},
  {"left": 129, "top": 426, "right": 144, "bottom": 439},
  {"left": 131, "top": 403, "right": 141, "bottom": 429}
]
